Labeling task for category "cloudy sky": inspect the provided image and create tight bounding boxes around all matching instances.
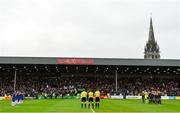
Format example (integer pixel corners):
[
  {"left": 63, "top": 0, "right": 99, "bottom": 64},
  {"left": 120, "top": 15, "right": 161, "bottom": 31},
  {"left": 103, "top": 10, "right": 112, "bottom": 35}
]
[{"left": 0, "top": 0, "right": 179, "bottom": 59}]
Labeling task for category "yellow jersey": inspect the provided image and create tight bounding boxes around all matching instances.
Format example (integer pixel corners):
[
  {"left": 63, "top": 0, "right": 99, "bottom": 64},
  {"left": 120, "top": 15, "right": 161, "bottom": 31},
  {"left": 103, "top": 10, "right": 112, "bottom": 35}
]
[
  {"left": 95, "top": 91, "right": 100, "bottom": 97},
  {"left": 88, "top": 92, "right": 94, "bottom": 98},
  {"left": 81, "top": 91, "right": 87, "bottom": 98},
  {"left": 144, "top": 91, "right": 148, "bottom": 99}
]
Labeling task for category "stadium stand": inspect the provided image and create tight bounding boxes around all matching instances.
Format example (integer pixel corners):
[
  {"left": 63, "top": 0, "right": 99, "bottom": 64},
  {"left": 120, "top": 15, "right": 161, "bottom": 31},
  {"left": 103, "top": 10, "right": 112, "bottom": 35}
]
[
  {"left": 0, "top": 74, "right": 180, "bottom": 97},
  {"left": 0, "top": 57, "right": 180, "bottom": 98}
]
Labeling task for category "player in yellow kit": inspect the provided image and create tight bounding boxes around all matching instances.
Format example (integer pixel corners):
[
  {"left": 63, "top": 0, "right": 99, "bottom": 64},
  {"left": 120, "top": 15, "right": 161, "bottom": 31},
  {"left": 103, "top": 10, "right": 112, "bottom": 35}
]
[
  {"left": 88, "top": 90, "right": 94, "bottom": 108},
  {"left": 95, "top": 90, "right": 100, "bottom": 109},
  {"left": 144, "top": 90, "right": 148, "bottom": 103},
  {"left": 81, "top": 90, "right": 87, "bottom": 108}
]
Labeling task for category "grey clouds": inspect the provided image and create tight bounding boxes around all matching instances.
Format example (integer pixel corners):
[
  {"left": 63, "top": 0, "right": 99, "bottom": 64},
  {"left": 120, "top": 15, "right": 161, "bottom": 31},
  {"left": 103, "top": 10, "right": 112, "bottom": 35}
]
[{"left": 0, "top": 0, "right": 179, "bottom": 59}]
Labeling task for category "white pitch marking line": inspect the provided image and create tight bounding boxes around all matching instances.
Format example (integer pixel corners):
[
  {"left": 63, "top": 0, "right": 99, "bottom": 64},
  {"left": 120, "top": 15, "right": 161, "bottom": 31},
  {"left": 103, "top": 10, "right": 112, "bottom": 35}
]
[{"left": 90, "top": 107, "right": 95, "bottom": 113}]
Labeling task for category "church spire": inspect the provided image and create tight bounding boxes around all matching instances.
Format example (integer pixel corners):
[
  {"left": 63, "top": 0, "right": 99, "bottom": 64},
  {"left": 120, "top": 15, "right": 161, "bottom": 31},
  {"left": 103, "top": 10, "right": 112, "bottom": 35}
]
[
  {"left": 148, "top": 17, "right": 155, "bottom": 42},
  {"left": 144, "top": 16, "right": 160, "bottom": 59}
]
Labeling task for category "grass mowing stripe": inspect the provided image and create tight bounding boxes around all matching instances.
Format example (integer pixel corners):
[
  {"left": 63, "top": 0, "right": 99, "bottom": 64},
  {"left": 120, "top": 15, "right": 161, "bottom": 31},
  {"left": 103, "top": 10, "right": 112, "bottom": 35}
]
[
  {"left": 1, "top": 112, "right": 180, "bottom": 113},
  {"left": 1, "top": 99, "right": 180, "bottom": 112}
]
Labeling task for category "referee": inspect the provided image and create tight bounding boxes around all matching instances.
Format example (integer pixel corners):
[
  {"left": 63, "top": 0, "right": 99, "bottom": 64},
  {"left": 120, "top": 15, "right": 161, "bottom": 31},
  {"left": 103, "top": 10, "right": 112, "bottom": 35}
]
[
  {"left": 95, "top": 90, "right": 100, "bottom": 109},
  {"left": 88, "top": 90, "right": 94, "bottom": 108},
  {"left": 81, "top": 90, "right": 87, "bottom": 108}
]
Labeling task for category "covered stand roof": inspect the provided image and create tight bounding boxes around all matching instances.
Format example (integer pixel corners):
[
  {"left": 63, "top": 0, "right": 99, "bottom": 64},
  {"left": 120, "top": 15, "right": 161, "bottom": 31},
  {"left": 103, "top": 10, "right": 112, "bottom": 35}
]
[
  {"left": 0, "top": 57, "right": 180, "bottom": 66},
  {"left": 0, "top": 57, "right": 179, "bottom": 75}
]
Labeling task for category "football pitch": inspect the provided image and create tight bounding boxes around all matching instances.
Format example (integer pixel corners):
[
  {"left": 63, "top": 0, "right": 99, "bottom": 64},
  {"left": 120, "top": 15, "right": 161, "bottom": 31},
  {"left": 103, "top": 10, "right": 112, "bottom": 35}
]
[{"left": 0, "top": 99, "right": 180, "bottom": 113}]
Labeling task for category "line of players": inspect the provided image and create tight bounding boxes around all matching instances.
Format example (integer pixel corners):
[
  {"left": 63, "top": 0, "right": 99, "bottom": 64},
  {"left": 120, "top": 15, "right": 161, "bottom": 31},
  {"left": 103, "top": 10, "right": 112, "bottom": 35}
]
[
  {"left": 11, "top": 91, "right": 24, "bottom": 106},
  {"left": 142, "top": 89, "right": 161, "bottom": 104},
  {"left": 81, "top": 90, "right": 100, "bottom": 109}
]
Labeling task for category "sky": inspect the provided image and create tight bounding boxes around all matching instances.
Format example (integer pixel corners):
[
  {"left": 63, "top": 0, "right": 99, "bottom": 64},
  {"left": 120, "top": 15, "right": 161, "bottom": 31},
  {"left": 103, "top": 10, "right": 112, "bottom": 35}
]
[{"left": 0, "top": 0, "right": 179, "bottom": 59}]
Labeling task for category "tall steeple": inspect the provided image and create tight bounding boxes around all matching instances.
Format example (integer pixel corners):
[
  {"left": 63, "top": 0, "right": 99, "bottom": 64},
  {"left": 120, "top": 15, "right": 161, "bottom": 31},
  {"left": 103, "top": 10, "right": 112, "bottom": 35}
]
[
  {"left": 148, "top": 17, "right": 155, "bottom": 42},
  {"left": 144, "top": 17, "right": 160, "bottom": 59}
]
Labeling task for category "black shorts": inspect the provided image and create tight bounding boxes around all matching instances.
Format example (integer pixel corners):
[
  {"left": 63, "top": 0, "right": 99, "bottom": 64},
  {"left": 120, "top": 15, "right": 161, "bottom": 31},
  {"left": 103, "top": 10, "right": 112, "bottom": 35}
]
[
  {"left": 81, "top": 97, "right": 86, "bottom": 102},
  {"left": 95, "top": 97, "right": 100, "bottom": 102},
  {"left": 88, "top": 97, "right": 94, "bottom": 102}
]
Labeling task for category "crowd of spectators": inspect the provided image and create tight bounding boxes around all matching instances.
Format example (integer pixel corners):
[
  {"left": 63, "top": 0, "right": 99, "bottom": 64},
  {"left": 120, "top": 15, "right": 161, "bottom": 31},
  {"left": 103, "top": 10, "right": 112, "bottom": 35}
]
[{"left": 0, "top": 74, "right": 180, "bottom": 97}]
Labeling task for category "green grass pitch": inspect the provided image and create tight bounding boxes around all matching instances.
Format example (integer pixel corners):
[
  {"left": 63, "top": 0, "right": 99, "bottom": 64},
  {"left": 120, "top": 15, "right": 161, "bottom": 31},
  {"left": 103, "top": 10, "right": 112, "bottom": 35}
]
[{"left": 0, "top": 99, "right": 180, "bottom": 112}]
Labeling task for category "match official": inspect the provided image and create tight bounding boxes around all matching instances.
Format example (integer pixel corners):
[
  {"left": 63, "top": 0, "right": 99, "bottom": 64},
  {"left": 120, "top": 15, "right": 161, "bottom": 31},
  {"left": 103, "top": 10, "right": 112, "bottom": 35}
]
[
  {"left": 95, "top": 90, "right": 100, "bottom": 109},
  {"left": 81, "top": 90, "right": 87, "bottom": 108},
  {"left": 88, "top": 90, "right": 94, "bottom": 108}
]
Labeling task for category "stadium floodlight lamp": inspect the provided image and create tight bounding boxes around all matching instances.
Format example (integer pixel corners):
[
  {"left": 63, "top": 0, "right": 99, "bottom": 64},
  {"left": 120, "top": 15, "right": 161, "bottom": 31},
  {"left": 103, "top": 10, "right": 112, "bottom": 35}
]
[
  {"left": 35, "top": 67, "right": 38, "bottom": 71},
  {"left": 96, "top": 67, "right": 98, "bottom": 70},
  {"left": 56, "top": 67, "right": 59, "bottom": 71},
  {"left": 76, "top": 66, "right": 78, "bottom": 70},
  {"left": 35, "top": 66, "right": 38, "bottom": 71},
  {"left": 45, "top": 66, "right": 49, "bottom": 71},
  {"left": 66, "top": 67, "right": 68, "bottom": 72},
  {"left": 0, "top": 66, "right": 1, "bottom": 69}
]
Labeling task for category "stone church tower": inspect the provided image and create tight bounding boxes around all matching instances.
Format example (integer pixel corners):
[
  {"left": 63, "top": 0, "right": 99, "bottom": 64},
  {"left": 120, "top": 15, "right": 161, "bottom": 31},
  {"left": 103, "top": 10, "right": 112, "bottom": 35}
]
[{"left": 144, "top": 17, "right": 160, "bottom": 59}]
